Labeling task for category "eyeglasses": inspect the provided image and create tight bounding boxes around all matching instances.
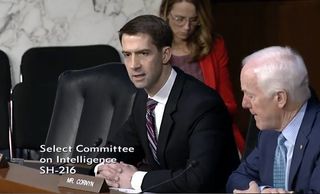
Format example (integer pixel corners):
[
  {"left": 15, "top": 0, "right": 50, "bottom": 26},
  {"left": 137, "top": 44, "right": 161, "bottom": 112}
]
[{"left": 169, "top": 13, "right": 199, "bottom": 26}]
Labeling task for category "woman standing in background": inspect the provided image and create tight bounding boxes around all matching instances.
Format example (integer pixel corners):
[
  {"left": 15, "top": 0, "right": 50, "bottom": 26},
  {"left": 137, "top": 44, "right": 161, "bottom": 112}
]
[{"left": 159, "top": 0, "right": 245, "bottom": 154}]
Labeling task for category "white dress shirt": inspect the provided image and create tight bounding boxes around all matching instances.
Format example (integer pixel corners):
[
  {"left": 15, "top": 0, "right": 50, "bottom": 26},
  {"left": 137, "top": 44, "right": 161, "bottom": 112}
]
[{"left": 131, "top": 68, "right": 177, "bottom": 191}]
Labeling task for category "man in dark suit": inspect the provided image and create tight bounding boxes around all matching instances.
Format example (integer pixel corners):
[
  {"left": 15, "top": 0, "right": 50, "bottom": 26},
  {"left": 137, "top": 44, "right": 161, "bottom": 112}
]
[
  {"left": 227, "top": 46, "right": 320, "bottom": 193},
  {"left": 95, "top": 15, "right": 239, "bottom": 192}
]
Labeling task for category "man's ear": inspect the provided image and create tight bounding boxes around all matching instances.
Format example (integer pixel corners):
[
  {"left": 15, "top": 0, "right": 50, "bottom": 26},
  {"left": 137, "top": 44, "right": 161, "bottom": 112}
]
[
  {"left": 162, "top": 46, "right": 171, "bottom": 64},
  {"left": 275, "top": 90, "right": 288, "bottom": 108}
]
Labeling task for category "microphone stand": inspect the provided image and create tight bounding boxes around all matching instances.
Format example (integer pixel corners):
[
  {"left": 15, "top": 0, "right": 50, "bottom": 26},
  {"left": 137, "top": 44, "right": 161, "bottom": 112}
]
[
  {"left": 141, "top": 160, "right": 198, "bottom": 193},
  {"left": 8, "top": 89, "right": 14, "bottom": 160}
]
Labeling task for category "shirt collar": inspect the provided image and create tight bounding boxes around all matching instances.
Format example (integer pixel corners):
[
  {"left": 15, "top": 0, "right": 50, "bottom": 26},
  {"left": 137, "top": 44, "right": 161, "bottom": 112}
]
[
  {"left": 282, "top": 101, "right": 308, "bottom": 145},
  {"left": 148, "top": 68, "right": 177, "bottom": 105}
]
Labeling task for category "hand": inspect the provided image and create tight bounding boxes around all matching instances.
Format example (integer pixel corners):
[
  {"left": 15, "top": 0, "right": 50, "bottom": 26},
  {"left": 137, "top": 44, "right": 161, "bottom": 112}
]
[
  {"left": 233, "top": 181, "right": 294, "bottom": 194},
  {"left": 96, "top": 161, "right": 138, "bottom": 189},
  {"left": 96, "top": 162, "right": 121, "bottom": 188},
  {"left": 233, "top": 181, "right": 260, "bottom": 193},
  {"left": 261, "top": 187, "right": 293, "bottom": 193},
  {"left": 116, "top": 161, "right": 138, "bottom": 188}
]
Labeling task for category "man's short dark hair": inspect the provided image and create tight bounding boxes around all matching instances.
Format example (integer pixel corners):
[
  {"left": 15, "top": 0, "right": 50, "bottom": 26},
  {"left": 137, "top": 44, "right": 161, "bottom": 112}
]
[{"left": 119, "top": 15, "right": 173, "bottom": 50}]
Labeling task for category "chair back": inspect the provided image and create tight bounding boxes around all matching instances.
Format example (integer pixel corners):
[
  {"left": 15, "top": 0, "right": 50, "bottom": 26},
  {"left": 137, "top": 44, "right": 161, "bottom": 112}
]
[
  {"left": 42, "top": 63, "right": 136, "bottom": 159},
  {"left": 12, "top": 45, "right": 121, "bottom": 158},
  {"left": 0, "top": 50, "right": 11, "bottom": 150},
  {"left": 21, "top": 45, "right": 120, "bottom": 83}
]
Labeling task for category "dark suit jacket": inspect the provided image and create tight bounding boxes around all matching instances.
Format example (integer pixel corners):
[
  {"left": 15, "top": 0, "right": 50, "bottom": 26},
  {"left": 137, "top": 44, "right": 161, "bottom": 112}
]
[
  {"left": 227, "top": 97, "right": 320, "bottom": 193},
  {"left": 106, "top": 68, "right": 239, "bottom": 192}
]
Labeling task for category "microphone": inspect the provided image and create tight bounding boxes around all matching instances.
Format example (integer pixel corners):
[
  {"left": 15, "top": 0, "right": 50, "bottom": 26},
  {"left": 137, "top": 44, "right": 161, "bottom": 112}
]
[
  {"left": 141, "top": 160, "right": 198, "bottom": 193},
  {"left": 0, "top": 153, "right": 9, "bottom": 168},
  {"left": 53, "top": 137, "right": 103, "bottom": 170},
  {"left": 92, "top": 137, "right": 103, "bottom": 148}
]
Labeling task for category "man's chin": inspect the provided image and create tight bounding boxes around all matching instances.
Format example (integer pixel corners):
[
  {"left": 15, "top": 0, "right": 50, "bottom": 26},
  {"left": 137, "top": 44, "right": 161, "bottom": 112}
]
[
  {"left": 132, "top": 82, "right": 146, "bottom": 89},
  {"left": 256, "top": 124, "right": 272, "bottom": 131},
  {"left": 254, "top": 121, "right": 263, "bottom": 131}
]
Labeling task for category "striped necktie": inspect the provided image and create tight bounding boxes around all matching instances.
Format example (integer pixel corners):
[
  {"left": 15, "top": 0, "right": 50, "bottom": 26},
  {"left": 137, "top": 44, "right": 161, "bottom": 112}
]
[
  {"left": 273, "top": 133, "right": 287, "bottom": 189},
  {"left": 146, "top": 98, "right": 159, "bottom": 164}
]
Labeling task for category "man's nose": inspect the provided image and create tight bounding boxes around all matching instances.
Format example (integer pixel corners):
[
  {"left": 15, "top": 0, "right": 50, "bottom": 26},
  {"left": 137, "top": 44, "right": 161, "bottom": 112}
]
[
  {"left": 129, "top": 55, "right": 140, "bottom": 69},
  {"left": 242, "top": 97, "right": 250, "bottom": 109}
]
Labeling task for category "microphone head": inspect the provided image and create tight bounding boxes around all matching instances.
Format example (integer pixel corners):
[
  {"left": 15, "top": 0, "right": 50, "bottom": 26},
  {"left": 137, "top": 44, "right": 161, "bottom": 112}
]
[
  {"left": 0, "top": 153, "right": 9, "bottom": 168},
  {"left": 189, "top": 160, "right": 198, "bottom": 168},
  {"left": 93, "top": 138, "right": 103, "bottom": 147}
]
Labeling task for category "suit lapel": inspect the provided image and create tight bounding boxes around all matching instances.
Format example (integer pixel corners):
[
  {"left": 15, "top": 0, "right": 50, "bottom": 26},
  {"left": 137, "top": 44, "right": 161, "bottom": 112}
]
[
  {"left": 135, "top": 91, "right": 150, "bottom": 158},
  {"left": 156, "top": 70, "right": 185, "bottom": 166},
  {"left": 265, "top": 132, "right": 279, "bottom": 185},
  {"left": 288, "top": 99, "right": 317, "bottom": 189}
]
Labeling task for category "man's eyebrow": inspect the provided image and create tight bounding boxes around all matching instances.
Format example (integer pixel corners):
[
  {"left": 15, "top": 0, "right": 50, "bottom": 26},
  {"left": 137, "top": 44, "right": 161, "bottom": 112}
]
[
  {"left": 122, "top": 49, "right": 151, "bottom": 54},
  {"left": 136, "top": 49, "right": 150, "bottom": 53}
]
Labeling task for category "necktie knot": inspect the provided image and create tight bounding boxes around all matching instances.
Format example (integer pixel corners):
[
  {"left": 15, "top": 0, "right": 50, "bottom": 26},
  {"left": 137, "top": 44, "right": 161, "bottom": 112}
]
[
  {"left": 147, "top": 98, "right": 158, "bottom": 111},
  {"left": 278, "top": 133, "right": 286, "bottom": 147}
]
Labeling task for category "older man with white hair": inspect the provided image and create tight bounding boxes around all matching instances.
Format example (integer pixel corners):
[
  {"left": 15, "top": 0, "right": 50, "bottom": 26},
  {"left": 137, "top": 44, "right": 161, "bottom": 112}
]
[{"left": 227, "top": 46, "right": 320, "bottom": 193}]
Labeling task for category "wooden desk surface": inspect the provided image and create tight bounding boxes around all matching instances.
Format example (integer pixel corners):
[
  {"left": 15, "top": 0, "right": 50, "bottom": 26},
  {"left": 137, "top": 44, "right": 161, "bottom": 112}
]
[{"left": 0, "top": 162, "right": 115, "bottom": 193}]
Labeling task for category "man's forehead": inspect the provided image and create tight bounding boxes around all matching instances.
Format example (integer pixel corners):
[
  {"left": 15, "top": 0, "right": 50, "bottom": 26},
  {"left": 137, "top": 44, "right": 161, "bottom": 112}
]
[
  {"left": 122, "top": 33, "right": 154, "bottom": 47},
  {"left": 122, "top": 32, "right": 152, "bottom": 41},
  {"left": 241, "top": 68, "right": 258, "bottom": 87},
  {"left": 241, "top": 66, "right": 254, "bottom": 79}
]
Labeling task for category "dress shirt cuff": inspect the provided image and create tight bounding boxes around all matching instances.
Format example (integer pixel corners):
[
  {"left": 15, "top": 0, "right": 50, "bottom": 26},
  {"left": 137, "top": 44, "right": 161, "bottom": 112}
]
[
  {"left": 94, "top": 162, "right": 104, "bottom": 175},
  {"left": 260, "top": 185, "right": 271, "bottom": 192},
  {"left": 131, "top": 171, "right": 147, "bottom": 191}
]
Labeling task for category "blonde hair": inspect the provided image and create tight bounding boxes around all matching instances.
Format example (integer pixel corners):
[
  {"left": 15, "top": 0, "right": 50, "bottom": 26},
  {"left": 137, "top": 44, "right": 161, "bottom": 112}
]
[{"left": 159, "top": 0, "right": 215, "bottom": 61}]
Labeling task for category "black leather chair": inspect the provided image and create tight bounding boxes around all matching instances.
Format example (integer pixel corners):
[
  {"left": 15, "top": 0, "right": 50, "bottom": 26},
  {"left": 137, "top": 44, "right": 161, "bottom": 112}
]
[
  {"left": 42, "top": 63, "right": 136, "bottom": 160},
  {"left": 20, "top": 44, "right": 121, "bottom": 83},
  {"left": 0, "top": 50, "right": 11, "bottom": 157},
  {"left": 12, "top": 45, "right": 121, "bottom": 159},
  {"left": 12, "top": 84, "right": 56, "bottom": 148}
]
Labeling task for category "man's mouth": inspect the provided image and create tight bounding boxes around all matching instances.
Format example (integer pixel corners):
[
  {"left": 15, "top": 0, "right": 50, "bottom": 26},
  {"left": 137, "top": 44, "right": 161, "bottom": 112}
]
[{"left": 132, "top": 73, "right": 145, "bottom": 80}]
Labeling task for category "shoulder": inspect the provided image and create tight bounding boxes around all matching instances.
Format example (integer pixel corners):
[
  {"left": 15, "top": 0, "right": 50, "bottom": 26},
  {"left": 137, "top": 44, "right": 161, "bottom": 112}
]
[
  {"left": 175, "top": 68, "right": 225, "bottom": 107},
  {"left": 213, "top": 34, "right": 225, "bottom": 45},
  {"left": 307, "top": 97, "right": 320, "bottom": 114},
  {"left": 201, "top": 35, "right": 228, "bottom": 63},
  {"left": 299, "top": 98, "right": 320, "bottom": 134},
  {"left": 259, "top": 130, "right": 279, "bottom": 141},
  {"left": 304, "top": 98, "right": 320, "bottom": 134},
  {"left": 211, "top": 34, "right": 227, "bottom": 53}
]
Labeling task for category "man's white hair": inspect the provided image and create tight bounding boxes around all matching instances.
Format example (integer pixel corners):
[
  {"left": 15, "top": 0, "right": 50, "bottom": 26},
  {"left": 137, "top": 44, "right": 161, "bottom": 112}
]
[{"left": 242, "top": 46, "right": 310, "bottom": 103}]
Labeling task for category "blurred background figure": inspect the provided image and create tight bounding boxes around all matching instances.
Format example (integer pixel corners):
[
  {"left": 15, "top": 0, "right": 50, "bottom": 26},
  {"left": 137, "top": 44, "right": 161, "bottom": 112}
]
[{"left": 159, "top": 0, "right": 244, "bottom": 154}]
